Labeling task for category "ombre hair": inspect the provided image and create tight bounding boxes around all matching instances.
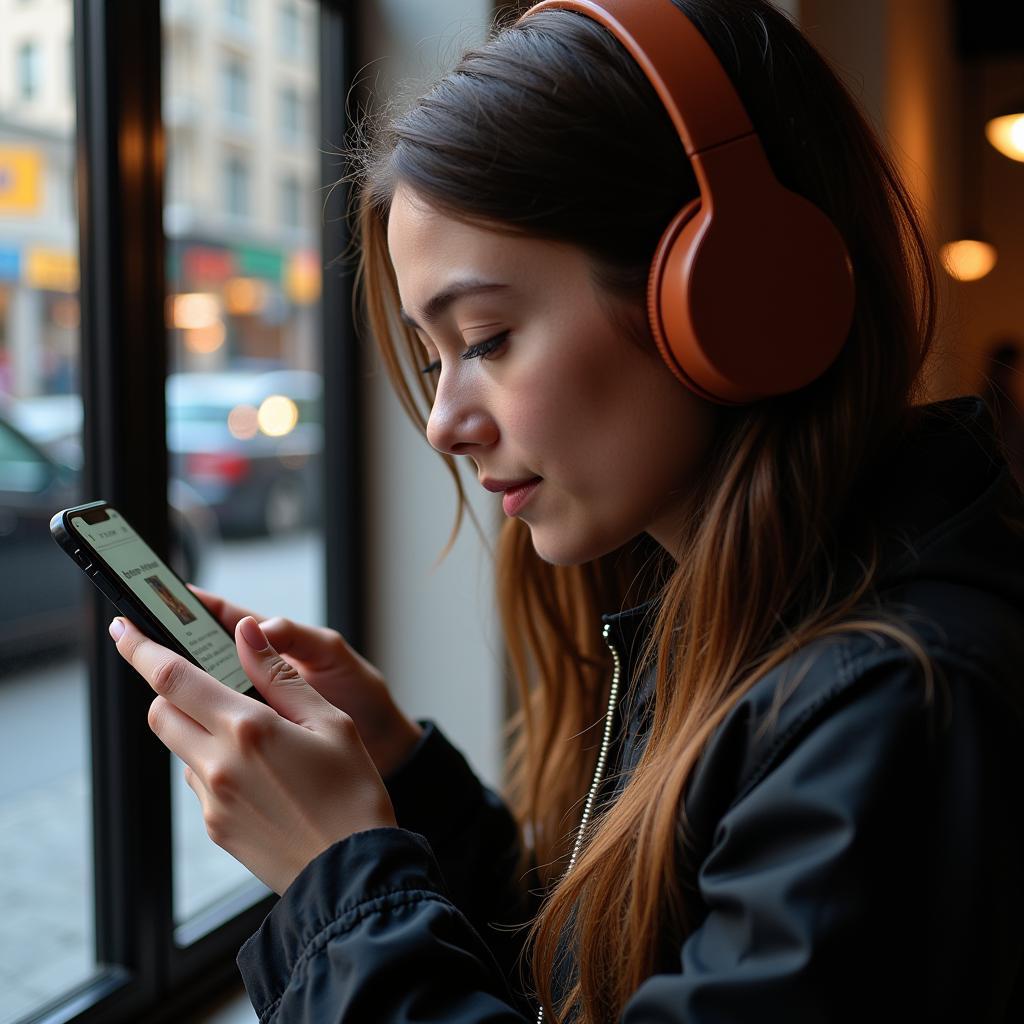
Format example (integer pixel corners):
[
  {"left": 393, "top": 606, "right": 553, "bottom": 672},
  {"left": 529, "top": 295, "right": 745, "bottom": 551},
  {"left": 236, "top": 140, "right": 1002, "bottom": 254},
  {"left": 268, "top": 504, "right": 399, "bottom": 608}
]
[{"left": 342, "top": 1, "right": 947, "bottom": 1020}]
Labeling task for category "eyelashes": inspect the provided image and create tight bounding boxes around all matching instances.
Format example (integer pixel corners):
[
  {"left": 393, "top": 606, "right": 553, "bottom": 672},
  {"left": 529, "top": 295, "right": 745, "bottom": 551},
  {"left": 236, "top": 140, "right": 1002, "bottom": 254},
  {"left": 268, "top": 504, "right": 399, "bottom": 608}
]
[{"left": 419, "top": 332, "right": 510, "bottom": 376}]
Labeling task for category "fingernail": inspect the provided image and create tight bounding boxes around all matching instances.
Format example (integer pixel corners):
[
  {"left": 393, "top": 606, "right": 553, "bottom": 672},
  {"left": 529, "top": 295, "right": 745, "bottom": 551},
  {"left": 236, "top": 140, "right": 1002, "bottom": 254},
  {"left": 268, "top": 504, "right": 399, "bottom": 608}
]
[
  {"left": 108, "top": 618, "right": 125, "bottom": 641},
  {"left": 240, "top": 616, "right": 270, "bottom": 651}
]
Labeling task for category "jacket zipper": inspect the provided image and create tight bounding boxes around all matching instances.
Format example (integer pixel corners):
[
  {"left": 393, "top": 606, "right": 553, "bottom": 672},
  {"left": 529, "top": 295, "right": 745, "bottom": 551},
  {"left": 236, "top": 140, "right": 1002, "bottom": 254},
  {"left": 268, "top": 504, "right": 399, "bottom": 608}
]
[{"left": 536, "top": 622, "right": 622, "bottom": 1024}]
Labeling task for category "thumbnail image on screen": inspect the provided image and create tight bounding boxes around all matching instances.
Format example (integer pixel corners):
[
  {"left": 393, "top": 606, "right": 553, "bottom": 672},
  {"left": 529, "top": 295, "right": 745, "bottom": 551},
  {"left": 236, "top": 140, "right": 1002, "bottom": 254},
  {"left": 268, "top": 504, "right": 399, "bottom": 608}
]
[{"left": 144, "top": 575, "right": 197, "bottom": 625}]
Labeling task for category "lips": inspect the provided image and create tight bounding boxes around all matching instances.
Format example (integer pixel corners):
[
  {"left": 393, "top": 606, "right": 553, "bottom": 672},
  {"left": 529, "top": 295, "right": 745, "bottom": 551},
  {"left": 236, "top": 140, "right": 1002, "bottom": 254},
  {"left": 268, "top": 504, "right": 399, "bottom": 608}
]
[{"left": 501, "top": 478, "right": 542, "bottom": 517}]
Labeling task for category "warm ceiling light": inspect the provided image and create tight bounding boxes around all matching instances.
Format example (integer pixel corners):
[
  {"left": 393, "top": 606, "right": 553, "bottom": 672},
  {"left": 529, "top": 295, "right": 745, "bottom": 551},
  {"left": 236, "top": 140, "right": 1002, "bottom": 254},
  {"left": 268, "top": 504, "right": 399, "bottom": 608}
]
[
  {"left": 939, "top": 238, "right": 997, "bottom": 282},
  {"left": 985, "top": 109, "right": 1024, "bottom": 162}
]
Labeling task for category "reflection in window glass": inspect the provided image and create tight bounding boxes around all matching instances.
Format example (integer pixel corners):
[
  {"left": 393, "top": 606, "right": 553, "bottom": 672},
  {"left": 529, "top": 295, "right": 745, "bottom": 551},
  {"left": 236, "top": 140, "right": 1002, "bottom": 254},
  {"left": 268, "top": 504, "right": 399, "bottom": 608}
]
[
  {"left": 0, "top": 2, "right": 96, "bottom": 1021},
  {"left": 163, "top": 0, "right": 325, "bottom": 935}
]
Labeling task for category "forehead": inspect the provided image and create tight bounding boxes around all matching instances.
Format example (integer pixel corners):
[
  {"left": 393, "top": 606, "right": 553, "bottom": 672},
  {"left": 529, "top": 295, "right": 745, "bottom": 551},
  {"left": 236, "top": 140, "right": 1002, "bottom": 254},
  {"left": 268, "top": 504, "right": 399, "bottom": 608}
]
[
  {"left": 385, "top": 185, "right": 582, "bottom": 307},
  {"left": 387, "top": 185, "right": 502, "bottom": 266}
]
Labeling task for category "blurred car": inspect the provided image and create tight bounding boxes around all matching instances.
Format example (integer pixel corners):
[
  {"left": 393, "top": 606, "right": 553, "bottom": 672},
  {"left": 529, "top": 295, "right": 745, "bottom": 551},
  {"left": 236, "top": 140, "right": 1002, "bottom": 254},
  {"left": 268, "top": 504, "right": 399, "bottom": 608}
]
[
  {"left": 0, "top": 401, "right": 216, "bottom": 669},
  {"left": 6, "top": 392, "right": 84, "bottom": 470},
  {"left": 166, "top": 370, "right": 323, "bottom": 536}
]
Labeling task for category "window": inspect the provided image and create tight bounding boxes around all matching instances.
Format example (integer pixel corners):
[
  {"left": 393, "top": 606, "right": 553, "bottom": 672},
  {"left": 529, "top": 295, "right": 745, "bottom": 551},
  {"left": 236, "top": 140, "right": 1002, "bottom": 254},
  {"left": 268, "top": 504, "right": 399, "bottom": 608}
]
[
  {"left": 0, "top": 2, "right": 351, "bottom": 1020},
  {"left": 279, "top": 2, "right": 303, "bottom": 59},
  {"left": 281, "top": 175, "right": 301, "bottom": 228},
  {"left": 222, "top": 57, "right": 249, "bottom": 120},
  {"left": 17, "top": 40, "right": 42, "bottom": 100},
  {"left": 223, "top": 155, "right": 249, "bottom": 218},
  {"left": 2, "top": 11, "right": 91, "bottom": 1022},
  {"left": 280, "top": 85, "right": 302, "bottom": 143},
  {"left": 167, "top": 0, "right": 329, "bottom": 944}
]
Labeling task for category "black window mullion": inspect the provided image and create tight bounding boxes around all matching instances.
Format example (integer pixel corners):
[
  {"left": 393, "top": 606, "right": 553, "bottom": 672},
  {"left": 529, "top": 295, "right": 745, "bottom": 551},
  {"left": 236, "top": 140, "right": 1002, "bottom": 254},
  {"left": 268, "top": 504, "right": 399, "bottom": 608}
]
[{"left": 75, "top": 0, "right": 170, "bottom": 1019}]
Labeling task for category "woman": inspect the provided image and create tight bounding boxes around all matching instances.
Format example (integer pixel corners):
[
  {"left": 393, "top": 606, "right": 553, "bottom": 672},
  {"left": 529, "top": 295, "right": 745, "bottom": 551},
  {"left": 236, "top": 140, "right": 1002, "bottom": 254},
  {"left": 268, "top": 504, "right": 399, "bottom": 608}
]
[{"left": 110, "top": 0, "right": 1024, "bottom": 1020}]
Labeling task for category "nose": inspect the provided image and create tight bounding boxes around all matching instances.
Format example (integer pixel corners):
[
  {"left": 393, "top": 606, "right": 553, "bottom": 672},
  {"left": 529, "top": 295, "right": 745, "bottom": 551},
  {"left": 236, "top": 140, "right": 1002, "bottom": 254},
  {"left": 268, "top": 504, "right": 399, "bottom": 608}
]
[{"left": 425, "top": 371, "right": 498, "bottom": 456}]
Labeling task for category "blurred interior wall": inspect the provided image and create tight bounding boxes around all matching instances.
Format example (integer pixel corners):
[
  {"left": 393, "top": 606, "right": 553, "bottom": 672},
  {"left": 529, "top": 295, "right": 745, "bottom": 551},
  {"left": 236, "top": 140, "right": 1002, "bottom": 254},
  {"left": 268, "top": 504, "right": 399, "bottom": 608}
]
[{"left": 355, "top": 0, "right": 506, "bottom": 789}]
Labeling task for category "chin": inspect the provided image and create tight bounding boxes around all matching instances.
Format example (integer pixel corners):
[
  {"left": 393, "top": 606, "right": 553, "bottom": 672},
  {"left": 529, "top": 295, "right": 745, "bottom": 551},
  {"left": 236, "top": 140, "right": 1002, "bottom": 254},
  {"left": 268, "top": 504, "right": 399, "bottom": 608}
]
[{"left": 526, "top": 524, "right": 632, "bottom": 567}]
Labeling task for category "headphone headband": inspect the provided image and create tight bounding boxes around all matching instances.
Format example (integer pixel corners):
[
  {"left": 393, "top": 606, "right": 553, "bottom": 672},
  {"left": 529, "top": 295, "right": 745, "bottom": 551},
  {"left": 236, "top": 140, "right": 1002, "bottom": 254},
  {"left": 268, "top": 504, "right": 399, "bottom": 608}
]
[
  {"left": 515, "top": 0, "right": 856, "bottom": 405},
  {"left": 522, "top": 0, "right": 752, "bottom": 157}
]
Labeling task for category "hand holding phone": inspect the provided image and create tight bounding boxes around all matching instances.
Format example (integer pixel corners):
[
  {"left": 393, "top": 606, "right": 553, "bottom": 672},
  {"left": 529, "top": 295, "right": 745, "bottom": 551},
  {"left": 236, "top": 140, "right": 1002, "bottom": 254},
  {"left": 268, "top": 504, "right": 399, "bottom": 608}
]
[
  {"left": 51, "top": 499, "right": 399, "bottom": 895},
  {"left": 187, "top": 583, "right": 425, "bottom": 779}
]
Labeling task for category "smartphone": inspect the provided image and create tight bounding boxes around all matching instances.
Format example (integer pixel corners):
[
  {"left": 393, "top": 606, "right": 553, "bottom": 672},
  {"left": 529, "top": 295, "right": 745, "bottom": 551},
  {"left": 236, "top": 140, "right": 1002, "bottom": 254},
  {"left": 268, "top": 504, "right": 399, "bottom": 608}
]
[{"left": 51, "top": 499, "right": 265, "bottom": 703}]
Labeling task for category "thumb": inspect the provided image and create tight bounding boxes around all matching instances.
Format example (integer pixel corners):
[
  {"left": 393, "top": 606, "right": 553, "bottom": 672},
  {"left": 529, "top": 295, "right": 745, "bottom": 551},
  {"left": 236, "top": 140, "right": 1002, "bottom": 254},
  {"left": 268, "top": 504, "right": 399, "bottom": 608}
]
[{"left": 236, "top": 616, "right": 332, "bottom": 729}]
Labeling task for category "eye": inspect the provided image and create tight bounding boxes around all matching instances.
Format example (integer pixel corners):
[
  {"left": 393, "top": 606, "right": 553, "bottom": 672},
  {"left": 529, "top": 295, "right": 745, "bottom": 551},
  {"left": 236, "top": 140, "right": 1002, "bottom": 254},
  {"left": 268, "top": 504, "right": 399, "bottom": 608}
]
[
  {"left": 461, "top": 331, "right": 509, "bottom": 362},
  {"left": 419, "top": 331, "right": 509, "bottom": 375}
]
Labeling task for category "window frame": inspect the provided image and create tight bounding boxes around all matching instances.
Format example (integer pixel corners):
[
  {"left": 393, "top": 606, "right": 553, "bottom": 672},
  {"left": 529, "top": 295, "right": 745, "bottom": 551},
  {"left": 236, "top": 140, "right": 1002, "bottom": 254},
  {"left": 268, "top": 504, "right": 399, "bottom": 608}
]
[{"left": 27, "top": 2, "right": 361, "bottom": 1021}]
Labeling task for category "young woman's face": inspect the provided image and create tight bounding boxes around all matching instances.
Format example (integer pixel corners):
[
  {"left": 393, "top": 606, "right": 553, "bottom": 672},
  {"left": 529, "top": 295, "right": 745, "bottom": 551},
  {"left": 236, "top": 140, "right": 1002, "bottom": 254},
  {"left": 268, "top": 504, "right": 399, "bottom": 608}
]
[{"left": 386, "top": 184, "right": 720, "bottom": 565}]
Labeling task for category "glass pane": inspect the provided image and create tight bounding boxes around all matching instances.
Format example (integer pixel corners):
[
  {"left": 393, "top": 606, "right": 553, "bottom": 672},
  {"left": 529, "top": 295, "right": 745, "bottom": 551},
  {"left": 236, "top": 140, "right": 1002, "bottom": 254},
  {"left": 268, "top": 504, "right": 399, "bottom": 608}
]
[
  {"left": 162, "top": 0, "right": 326, "bottom": 935},
  {"left": 0, "top": 1, "right": 98, "bottom": 1020}
]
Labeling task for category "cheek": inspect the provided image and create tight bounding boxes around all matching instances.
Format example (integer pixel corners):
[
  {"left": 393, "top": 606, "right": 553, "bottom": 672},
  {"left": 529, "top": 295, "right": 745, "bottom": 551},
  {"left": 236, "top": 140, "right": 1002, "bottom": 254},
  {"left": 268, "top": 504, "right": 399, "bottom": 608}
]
[
  {"left": 579, "top": 355, "right": 711, "bottom": 499},
  {"left": 500, "top": 347, "right": 608, "bottom": 453}
]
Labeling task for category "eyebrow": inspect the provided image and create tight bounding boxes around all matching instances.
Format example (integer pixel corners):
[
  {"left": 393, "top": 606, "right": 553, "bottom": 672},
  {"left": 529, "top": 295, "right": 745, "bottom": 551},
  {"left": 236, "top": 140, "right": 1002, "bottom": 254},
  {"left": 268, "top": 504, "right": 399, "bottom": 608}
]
[{"left": 398, "top": 279, "right": 510, "bottom": 330}]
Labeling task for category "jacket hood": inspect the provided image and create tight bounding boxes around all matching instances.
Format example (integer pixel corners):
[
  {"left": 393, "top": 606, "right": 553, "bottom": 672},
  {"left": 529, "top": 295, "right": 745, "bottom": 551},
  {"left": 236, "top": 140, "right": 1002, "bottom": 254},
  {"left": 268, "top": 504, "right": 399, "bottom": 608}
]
[
  {"left": 856, "top": 394, "right": 1023, "bottom": 604},
  {"left": 601, "top": 394, "right": 1024, "bottom": 692}
]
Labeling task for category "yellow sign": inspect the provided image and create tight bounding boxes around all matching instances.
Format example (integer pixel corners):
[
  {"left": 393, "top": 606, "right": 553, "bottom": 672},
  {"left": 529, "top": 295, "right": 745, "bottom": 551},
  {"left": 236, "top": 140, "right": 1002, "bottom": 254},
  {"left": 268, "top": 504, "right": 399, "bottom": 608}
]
[
  {"left": 0, "top": 148, "right": 42, "bottom": 214},
  {"left": 25, "top": 247, "right": 79, "bottom": 292}
]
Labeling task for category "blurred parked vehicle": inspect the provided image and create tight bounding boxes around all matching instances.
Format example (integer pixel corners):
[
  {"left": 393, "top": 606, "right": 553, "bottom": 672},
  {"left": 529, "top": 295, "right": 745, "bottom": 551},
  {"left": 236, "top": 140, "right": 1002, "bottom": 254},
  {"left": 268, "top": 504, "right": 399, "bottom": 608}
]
[
  {"left": 166, "top": 370, "right": 323, "bottom": 536},
  {"left": 0, "top": 401, "right": 215, "bottom": 669},
  {"left": 6, "top": 393, "right": 84, "bottom": 470}
]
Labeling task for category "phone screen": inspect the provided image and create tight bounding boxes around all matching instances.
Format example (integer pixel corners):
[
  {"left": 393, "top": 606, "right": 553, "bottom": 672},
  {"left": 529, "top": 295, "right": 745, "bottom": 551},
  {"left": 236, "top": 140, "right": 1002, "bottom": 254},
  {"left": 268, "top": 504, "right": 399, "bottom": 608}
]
[{"left": 71, "top": 508, "right": 252, "bottom": 693}]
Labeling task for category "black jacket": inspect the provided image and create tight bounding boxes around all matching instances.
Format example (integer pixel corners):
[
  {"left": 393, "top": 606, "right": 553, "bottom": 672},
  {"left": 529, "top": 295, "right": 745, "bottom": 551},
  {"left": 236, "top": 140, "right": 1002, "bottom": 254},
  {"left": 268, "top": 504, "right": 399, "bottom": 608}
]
[{"left": 237, "top": 394, "right": 1024, "bottom": 1022}]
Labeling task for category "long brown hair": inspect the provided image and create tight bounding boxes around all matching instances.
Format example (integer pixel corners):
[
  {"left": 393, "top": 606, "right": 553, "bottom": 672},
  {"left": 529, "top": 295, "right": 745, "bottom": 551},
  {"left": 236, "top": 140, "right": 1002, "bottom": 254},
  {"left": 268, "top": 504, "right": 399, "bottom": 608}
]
[{"left": 342, "top": 1, "right": 944, "bottom": 1019}]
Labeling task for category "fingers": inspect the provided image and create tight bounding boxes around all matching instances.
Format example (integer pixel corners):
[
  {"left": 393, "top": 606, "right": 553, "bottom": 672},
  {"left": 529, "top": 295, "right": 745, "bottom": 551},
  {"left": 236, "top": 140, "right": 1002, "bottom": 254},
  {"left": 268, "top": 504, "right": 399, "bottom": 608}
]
[
  {"left": 182, "top": 760, "right": 207, "bottom": 801},
  {"left": 186, "top": 583, "right": 266, "bottom": 636},
  {"left": 234, "top": 616, "right": 335, "bottom": 730},
  {"left": 258, "top": 617, "right": 350, "bottom": 673},
  {"left": 185, "top": 585, "right": 350, "bottom": 676},
  {"left": 111, "top": 616, "right": 241, "bottom": 735},
  {"left": 148, "top": 694, "right": 216, "bottom": 767}
]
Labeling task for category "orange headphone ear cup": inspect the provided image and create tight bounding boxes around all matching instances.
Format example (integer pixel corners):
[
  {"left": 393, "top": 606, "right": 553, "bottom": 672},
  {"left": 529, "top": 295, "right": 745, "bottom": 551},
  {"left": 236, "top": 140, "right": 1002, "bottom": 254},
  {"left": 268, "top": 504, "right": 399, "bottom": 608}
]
[
  {"left": 646, "top": 197, "right": 722, "bottom": 403},
  {"left": 648, "top": 170, "right": 855, "bottom": 407}
]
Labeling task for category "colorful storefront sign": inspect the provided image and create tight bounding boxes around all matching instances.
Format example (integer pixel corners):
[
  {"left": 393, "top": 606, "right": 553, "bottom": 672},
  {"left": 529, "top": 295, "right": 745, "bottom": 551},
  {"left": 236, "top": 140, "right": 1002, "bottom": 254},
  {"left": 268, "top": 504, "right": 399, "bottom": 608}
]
[{"left": 0, "top": 148, "right": 42, "bottom": 215}]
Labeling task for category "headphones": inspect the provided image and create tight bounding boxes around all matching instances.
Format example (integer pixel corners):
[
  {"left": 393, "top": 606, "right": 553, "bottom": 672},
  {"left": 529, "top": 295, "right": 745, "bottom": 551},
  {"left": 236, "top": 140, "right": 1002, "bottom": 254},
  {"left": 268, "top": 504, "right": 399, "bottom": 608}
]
[{"left": 516, "top": 0, "right": 856, "bottom": 406}]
